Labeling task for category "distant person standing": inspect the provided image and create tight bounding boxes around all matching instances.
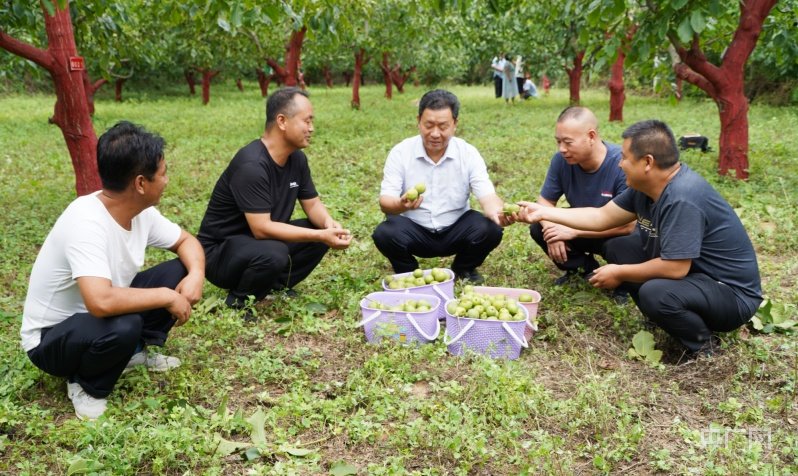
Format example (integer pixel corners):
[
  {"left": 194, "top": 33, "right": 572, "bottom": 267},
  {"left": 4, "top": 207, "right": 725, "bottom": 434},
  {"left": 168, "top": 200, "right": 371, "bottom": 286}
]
[
  {"left": 493, "top": 54, "right": 518, "bottom": 104},
  {"left": 491, "top": 53, "right": 505, "bottom": 99},
  {"left": 514, "top": 56, "right": 525, "bottom": 95}
]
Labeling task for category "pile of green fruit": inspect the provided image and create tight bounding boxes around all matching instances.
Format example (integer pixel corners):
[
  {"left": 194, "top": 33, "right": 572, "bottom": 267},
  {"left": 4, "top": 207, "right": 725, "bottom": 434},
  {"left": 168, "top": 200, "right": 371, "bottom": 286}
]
[
  {"left": 446, "top": 288, "right": 527, "bottom": 321},
  {"left": 404, "top": 182, "right": 426, "bottom": 201},
  {"left": 384, "top": 267, "right": 451, "bottom": 289},
  {"left": 365, "top": 298, "right": 434, "bottom": 313}
]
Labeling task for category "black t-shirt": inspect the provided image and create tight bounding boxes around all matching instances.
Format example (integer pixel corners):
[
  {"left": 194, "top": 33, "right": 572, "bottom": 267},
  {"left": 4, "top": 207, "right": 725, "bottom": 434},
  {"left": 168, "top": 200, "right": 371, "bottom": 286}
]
[
  {"left": 613, "top": 164, "right": 762, "bottom": 316},
  {"left": 198, "top": 139, "right": 318, "bottom": 245}
]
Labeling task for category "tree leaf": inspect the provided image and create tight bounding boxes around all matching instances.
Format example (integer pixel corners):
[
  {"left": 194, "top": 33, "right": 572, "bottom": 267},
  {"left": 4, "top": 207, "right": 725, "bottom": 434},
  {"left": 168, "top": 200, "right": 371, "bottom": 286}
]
[
  {"left": 330, "top": 461, "right": 359, "bottom": 476},
  {"left": 66, "top": 457, "right": 103, "bottom": 475},
  {"left": 247, "top": 408, "right": 268, "bottom": 445},
  {"left": 284, "top": 447, "right": 314, "bottom": 457},
  {"left": 244, "top": 447, "right": 261, "bottom": 462},
  {"left": 43, "top": 1, "right": 56, "bottom": 16},
  {"left": 305, "top": 302, "right": 327, "bottom": 314},
  {"left": 690, "top": 10, "right": 706, "bottom": 34},
  {"left": 217, "top": 17, "right": 230, "bottom": 32},
  {"left": 632, "top": 330, "right": 655, "bottom": 354},
  {"left": 677, "top": 17, "right": 693, "bottom": 44},
  {"left": 646, "top": 350, "right": 663, "bottom": 364},
  {"left": 212, "top": 434, "right": 250, "bottom": 457},
  {"left": 750, "top": 316, "right": 764, "bottom": 331}
]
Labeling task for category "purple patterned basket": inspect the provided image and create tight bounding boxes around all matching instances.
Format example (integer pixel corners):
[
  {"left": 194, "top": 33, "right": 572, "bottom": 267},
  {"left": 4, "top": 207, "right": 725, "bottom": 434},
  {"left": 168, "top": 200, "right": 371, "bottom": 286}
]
[
  {"left": 472, "top": 286, "right": 541, "bottom": 340},
  {"left": 443, "top": 302, "right": 531, "bottom": 359},
  {"left": 358, "top": 292, "right": 441, "bottom": 345},
  {"left": 381, "top": 269, "right": 454, "bottom": 319}
]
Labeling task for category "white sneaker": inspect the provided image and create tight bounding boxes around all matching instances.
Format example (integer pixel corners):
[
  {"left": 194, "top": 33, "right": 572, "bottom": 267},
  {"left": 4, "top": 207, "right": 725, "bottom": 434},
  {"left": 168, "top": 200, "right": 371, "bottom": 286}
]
[
  {"left": 124, "top": 349, "right": 181, "bottom": 373},
  {"left": 67, "top": 382, "right": 107, "bottom": 420}
]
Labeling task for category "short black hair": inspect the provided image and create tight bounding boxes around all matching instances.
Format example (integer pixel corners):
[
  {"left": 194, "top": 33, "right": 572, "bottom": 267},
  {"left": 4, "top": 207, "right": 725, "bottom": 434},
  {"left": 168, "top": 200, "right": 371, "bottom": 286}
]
[
  {"left": 557, "top": 106, "right": 591, "bottom": 124},
  {"left": 621, "top": 120, "right": 680, "bottom": 168},
  {"left": 266, "top": 87, "right": 310, "bottom": 129},
  {"left": 97, "top": 121, "right": 165, "bottom": 192},
  {"left": 418, "top": 89, "right": 460, "bottom": 119}
]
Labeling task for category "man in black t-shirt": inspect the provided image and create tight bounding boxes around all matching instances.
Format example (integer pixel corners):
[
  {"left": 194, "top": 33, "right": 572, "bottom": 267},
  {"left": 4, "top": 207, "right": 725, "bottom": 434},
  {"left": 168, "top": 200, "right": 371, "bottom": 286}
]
[
  {"left": 518, "top": 120, "right": 761, "bottom": 358},
  {"left": 198, "top": 88, "right": 351, "bottom": 314}
]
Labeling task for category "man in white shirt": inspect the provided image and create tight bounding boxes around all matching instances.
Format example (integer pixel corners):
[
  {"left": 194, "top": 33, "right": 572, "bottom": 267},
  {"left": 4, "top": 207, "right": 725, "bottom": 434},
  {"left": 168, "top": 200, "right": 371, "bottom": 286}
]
[
  {"left": 372, "top": 89, "right": 510, "bottom": 283},
  {"left": 21, "top": 122, "right": 205, "bottom": 420}
]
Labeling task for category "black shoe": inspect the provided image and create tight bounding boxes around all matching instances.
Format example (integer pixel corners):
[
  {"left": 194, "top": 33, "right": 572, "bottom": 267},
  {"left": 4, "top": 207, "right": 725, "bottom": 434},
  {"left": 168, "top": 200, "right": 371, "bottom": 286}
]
[
  {"left": 240, "top": 309, "right": 258, "bottom": 323},
  {"left": 455, "top": 270, "right": 485, "bottom": 285},
  {"left": 611, "top": 289, "right": 630, "bottom": 304},
  {"left": 553, "top": 270, "right": 578, "bottom": 285},
  {"left": 687, "top": 335, "right": 721, "bottom": 359}
]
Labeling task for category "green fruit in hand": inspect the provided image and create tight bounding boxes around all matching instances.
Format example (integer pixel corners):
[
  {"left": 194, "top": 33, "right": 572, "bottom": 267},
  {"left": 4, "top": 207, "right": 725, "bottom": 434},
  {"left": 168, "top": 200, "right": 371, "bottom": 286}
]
[
  {"left": 503, "top": 203, "right": 521, "bottom": 215},
  {"left": 405, "top": 188, "right": 419, "bottom": 201},
  {"left": 414, "top": 183, "right": 426, "bottom": 194}
]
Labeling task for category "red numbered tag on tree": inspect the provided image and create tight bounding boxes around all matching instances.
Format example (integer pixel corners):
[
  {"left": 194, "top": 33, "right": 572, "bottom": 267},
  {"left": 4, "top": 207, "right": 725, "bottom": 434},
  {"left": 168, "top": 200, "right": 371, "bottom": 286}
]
[{"left": 69, "top": 56, "right": 84, "bottom": 71}]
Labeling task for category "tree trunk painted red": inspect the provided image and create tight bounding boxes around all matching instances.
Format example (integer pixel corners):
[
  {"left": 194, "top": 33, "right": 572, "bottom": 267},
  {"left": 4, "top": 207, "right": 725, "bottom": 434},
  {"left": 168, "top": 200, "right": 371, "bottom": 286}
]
[
  {"left": 351, "top": 48, "right": 367, "bottom": 109},
  {"left": 256, "top": 69, "right": 271, "bottom": 97},
  {"left": 236, "top": 78, "right": 243, "bottom": 92},
  {"left": 674, "top": 77, "right": 683, "bottom": 101},
  {"left": 0, "top": 1, "right": 100, "bottom": 196},
  {"left": 82, "top": 72, "right": 107, "bottom": 116},
  {"left": 322, "top": 65, "right": 333, "bottom": 88},
  {"left": 184, "top": 70, "right": 196, "bottom": 95},
  {"left": 608, "top": 52, "right": 625, "bottom": 122},
  {"left": 199, "top": 69, "right": 219, "bottom": 105},
  {"left": 115, "top": 78, "right": 125, "bottom": 102},
  {"left": 379, "top": 52, "right": 393, "bottom": 99},
  {"left": 266, "top": 26, "right": 306, "bottom": 87},
  {"left": 391, "top": 65, "right": 414, "bottom": 93},
  {"left": 609, "top": 27, "right": 635, "bottom": 122},
  {"left": 565, "top": 50, "right": 584, "bottom": 105},
  {"left": 670, "top": 0, "right": 777, "bottom": 179}
]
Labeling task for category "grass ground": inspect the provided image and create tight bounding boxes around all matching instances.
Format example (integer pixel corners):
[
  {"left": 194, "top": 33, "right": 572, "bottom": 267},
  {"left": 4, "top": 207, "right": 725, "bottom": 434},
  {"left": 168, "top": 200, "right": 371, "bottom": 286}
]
[{"left": 0, "top": 83, "right": 796, "bottom": 475}]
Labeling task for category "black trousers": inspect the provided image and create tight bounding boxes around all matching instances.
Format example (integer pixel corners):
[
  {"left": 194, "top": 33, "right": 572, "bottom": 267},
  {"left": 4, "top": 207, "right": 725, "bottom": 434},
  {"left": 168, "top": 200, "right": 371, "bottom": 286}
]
[
  {"left": 203, "top": 219, "right": 329, "bottom": 306},
  {"left": 372, "top": 210, "right": 503, "bottom": 274},
  {"left": 529, "top": 222, "right": 609, "bottom": 273},
  {"left": 604, "top": 233, "right": 752, "bottom": 352},
  {"left": 494, "top": 76, "right": 502, "bottom": 98},
  {"left": 26, "top": 259, "right": 188, "bottom": 398}
]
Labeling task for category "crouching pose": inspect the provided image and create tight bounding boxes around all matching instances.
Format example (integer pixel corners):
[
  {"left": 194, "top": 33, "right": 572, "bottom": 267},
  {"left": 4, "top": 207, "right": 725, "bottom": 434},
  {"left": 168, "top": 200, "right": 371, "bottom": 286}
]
[
  {"left": 21, "top": 122, "right": 205, "bottom": 419},
  {"left": 518, "top": 120, "right": 762, "bottom": 357}
]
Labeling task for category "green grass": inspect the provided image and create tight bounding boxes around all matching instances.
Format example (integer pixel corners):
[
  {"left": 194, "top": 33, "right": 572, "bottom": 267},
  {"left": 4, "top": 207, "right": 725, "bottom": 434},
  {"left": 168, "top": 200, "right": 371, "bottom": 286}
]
[{"left": 1, "top": 83, "right": 796, "bottom": 475}]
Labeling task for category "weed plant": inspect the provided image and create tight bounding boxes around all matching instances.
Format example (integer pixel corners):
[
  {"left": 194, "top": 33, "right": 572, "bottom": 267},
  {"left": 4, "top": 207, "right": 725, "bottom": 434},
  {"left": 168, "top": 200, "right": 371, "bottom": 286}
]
[{"left": 0, "top": 84, "right": 796, "bottom": 474}]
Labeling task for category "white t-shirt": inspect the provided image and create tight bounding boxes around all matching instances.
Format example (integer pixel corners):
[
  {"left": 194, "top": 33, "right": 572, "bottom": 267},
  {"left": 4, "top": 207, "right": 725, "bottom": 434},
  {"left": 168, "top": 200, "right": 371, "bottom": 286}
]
[
  {"left": 20, "top": 192, "right": 181, "bottom": 351},
  {"left": 379, "top": 135, "right": 496, "bottom": 231}
]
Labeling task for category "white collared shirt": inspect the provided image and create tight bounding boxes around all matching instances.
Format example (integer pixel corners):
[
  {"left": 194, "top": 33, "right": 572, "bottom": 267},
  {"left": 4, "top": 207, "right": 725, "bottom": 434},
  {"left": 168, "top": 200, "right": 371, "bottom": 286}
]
[{"left": 379, "top": 135, "right": 495, "bottom": 231}]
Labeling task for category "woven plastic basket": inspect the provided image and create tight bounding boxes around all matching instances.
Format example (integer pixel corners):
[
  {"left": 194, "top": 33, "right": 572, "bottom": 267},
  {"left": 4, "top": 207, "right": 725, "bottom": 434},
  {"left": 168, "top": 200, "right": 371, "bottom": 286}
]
[
  {"left": 472, "top": 286, "right": 541, "bottom": 340},
  {"left": 358, "top": 292, "right": 441, "bottom": 345},
  {"left": 382, "top": 269, "right": 454, "bottom": 319},
  {"left": 443, "top": 301, "right": 531, "bottom": 359}
]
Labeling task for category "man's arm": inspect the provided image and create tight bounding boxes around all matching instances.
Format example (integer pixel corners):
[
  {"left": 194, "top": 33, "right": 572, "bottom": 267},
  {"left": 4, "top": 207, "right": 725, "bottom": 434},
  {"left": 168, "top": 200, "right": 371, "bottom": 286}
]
[
  {"left": 244, "top": 202, "right": 351, "bottom": 249},
  {"left": 379, "top": 194, "right": 422, "bottom": 215},
  {"left": 477, "top": 192, "right": 510, "bottom": 226},
  {"left": 169, "top": 230, "right": 205, "bottom": 305},
  {"left": 76, "top": 277, "right": 192, "bottom": 326},
  {"left": 589, "top": 258, "right": 691, "bottom": 289},
  {"left": 518, "top": 200, "right": 635, "bottom": 232}
]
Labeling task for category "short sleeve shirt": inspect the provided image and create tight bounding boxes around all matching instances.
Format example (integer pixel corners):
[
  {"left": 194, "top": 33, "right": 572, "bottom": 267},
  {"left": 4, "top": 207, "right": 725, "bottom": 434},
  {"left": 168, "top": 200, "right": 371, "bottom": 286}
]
[
  {"left": 612, "top": 164, "right": 762, "bottom": 316},
  {"left": 539, "top": 142, "right": 627, "bottom": 207},
  {"left": 198, "top": 139, "right": 318, "bottom": 245},
  {"left": 379, "top": 135, "right": 496, "bottom": 231},
  {"left": 21, "top": 192, "right": 181, "bottom": 351}
]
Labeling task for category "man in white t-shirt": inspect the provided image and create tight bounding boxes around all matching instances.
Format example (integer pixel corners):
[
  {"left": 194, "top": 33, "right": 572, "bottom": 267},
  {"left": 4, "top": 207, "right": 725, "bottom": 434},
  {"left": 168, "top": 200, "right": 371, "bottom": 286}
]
[
  {"left": 21, "top": 122, "right": 205, "bottom": 420},
  {"left": 372, "top": 89, "right": 511, "bottom": 284}
]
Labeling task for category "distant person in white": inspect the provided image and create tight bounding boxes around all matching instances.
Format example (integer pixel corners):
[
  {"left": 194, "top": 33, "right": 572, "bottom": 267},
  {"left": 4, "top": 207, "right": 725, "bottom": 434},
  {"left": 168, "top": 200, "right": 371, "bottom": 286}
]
[{"left": 21, "top": 121, "right": 205, "bottom": 420}]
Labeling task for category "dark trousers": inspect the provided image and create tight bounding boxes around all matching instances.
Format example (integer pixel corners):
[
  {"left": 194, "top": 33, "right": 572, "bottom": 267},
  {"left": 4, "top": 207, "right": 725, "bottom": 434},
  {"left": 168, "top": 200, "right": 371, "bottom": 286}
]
[
  {"left": 203, "top": 219, "right": 329, "bottom": 306},
  {"left": 372, "top": 210, "right": 503, "bottom": 274},
  {"left": 529, "top": 222, "right": 608, "bottom": 273},
  {"left": 494, "top": 76, "right": 502, "bottom": 98},
  {"left": 26, "top": 259, "right": 188, "bottom": 398},
  {"left": 516, "top": 77, "right": 524, "bottom": 95},
  {"left": 604, "top": 234, "right": 751, "bottom": 352}
]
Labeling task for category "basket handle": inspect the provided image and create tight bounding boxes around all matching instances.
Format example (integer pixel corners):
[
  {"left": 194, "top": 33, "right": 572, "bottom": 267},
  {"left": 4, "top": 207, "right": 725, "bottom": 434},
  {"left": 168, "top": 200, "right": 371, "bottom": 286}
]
[
  {"left": 444, "top": 319, "right": 475, "bottom": 345},
  {"left": 526, "top": 317, "right": 538, "bottom": 332},
  {"left": 432, "top": 284, "right": 449, "bottom": 300},
  {"left": 357, "top": 310, "right": 383, "bottom": 327},
  {"left": 503, "top": 322, "right": 528, "bottom": 348},
  {"left": 406, "top": 313, "right": 440, "bottom": 341}
]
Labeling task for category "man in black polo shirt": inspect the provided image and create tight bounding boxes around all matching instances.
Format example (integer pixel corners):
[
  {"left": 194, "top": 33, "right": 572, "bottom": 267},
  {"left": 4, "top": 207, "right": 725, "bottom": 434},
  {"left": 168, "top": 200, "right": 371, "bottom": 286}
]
[{"left": 198, "top": 88, "right": 351, "bottom": 314}]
